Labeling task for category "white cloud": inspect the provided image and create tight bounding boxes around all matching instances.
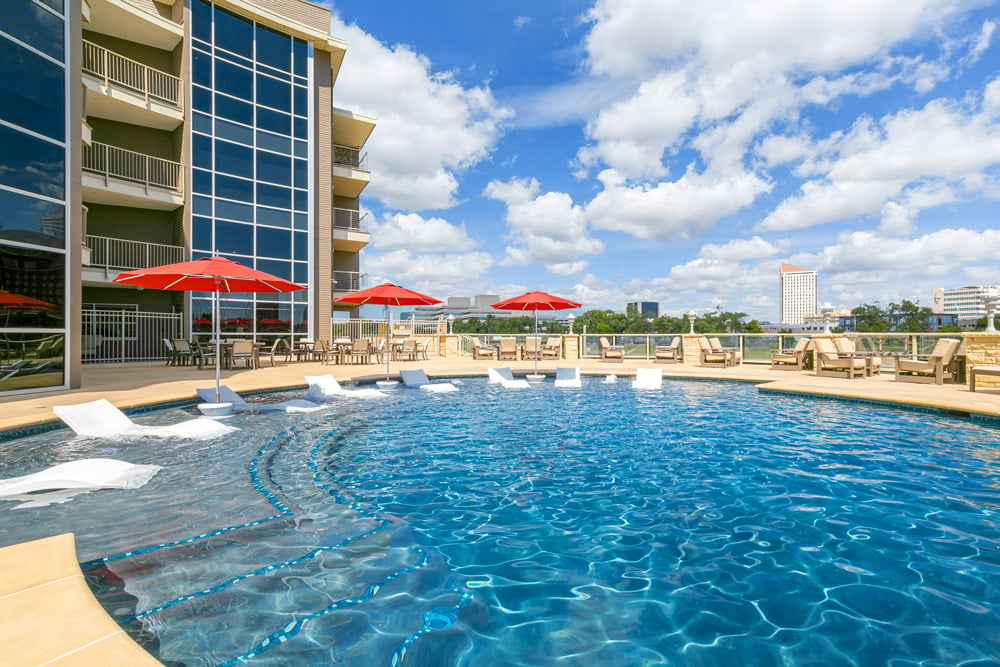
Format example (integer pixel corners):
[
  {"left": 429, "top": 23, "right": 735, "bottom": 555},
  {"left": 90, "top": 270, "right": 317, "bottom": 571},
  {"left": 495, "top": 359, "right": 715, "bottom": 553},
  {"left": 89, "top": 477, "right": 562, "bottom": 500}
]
[
  {"left": 699, "top": 236, "right": 787, "bottom": 262},
  {"left": 329, "top": 15, "right": 513, "bottom": 210},
  {"left": 484, "top": 177, "right": 604, "bottom": 275},
  {"left": 878, "top": 201, "right": 916, "bottom": 236},
  {"left": 363, "top": 249, "right": 494, "bottom": 297},
  {"left": 369, "top": 212, "right": 478, "bottom": 252},
  {"left": 966, "top": 19, "right": 996, "bottom": 65}
]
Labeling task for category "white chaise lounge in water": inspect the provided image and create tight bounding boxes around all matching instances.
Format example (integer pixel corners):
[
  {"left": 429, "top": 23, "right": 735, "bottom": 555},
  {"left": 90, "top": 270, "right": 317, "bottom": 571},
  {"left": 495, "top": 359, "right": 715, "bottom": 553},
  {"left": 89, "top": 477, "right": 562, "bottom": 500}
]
[
  {"left": 196, "top": 386, "right": 323, "bottom": 413},
  {"left": 53, "top": 399, "right": 236, "bottom": 439},
  {"left": 399, "top": 369, "right": 459, "bottom": 393},
  {"left": 554, "top": 367, "right": 582, "bottom": 388},
  {"left": 487, "top": 367, "right": 530, "bottom": 388},
  {"left": 0, "top": 459, "right": 161, "bottom": 508},
  {"left": 305, "top": 375, "right": 387, "bottom": 400},
  {"left": 632, "top": 368, "right": 663, "bottom": 389}
]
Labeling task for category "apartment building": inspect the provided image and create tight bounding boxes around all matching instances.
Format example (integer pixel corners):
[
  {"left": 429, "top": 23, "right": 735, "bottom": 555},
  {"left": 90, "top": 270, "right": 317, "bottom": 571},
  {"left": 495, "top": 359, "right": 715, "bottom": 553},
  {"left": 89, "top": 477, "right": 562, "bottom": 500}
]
[
  {"left": 779, "top": 263, "right": 817, "bottom": 325},
  {"left": 932, "top": 286, "right": 1000, "bottom": 326},
  {"left": 0, "top": 0, "right": 373, "bottom": 396}
]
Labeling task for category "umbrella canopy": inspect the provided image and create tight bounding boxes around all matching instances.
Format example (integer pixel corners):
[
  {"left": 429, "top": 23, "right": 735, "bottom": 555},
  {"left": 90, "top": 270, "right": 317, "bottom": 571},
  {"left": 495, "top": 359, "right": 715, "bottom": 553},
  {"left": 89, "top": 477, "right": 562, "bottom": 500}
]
[
  {"left": 492, "top": 291, "right": 582, "bottom": 376},
  {"left": 334, "top": 283, "right": 441, "bottom": 381},
  {"left": 0, "top": 290, "right": 54, "bottom": 310},
  {"left": 114, "top": 256, "right": 305, "bottom": 403}
]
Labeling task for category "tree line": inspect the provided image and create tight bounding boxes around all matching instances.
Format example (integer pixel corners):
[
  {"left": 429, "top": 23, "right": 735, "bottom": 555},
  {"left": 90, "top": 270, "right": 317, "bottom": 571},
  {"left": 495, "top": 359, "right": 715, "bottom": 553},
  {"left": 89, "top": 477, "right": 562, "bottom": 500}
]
[{"left": 451, "top": 309, "right": 763, "bottom": 335}]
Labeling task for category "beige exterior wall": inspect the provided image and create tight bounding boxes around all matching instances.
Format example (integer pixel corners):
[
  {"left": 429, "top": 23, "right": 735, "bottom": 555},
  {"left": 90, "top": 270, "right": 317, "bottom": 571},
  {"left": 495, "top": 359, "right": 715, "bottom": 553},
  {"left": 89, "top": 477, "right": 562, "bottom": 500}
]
[
  {"left": 68, "top": 0, "right": 85, "bottom": 389},
  {"left": 963, "top": 332, "right": 1000, "bottom": 389},
  {"left": 313, "top": 48, "right": 333, "bottom": 341}
]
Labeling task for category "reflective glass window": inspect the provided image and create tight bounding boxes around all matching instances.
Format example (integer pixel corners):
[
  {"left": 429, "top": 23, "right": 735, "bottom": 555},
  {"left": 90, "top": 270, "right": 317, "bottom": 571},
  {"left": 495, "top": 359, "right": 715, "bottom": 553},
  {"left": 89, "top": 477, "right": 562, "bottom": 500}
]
[
  {"left": 293, "top": 159, "right": 308, "bottom": 189},
  {"left": 293, "top": 231, "right": 307, "bottom": 261},
  {"left": 294, "top": 117, "right": 308, "bottom": 139},
  {"left": 192, "top": 133, "right": 212, "bottom": 169},
  {"left": 256, "top": 130, "right": 290, "bottom": 155},
  {"left": 215, "top": 219, "right": 253, "bottom": 255},
  {"left": 193, "top": 195, "right": 212, "bottom": 216},
  {"left": 293, "top": 261, "right": 308, "bottom": 285},
  {"left": 293, "top": 85, "right": 307, "bottom": 117},
  {"left": 257, "top": 184, "right": 290, "bottom": 209},
  {"left": 192, "top": 0, "right": 212, "bottom": 44},
  {"left": 192, "top": 215, "right": 212, "bottom": 250},
  {"left": 256, "top": 207, "right": 290, "bottom": 228},
  {"left": 214, "top": 6, "right": 253, "bottom": 58},
  {"left": 0, "top": 189, "right": 63, "bottom": 248},
  {"left": 0, "top": 124, "right": 63, "bottom": 199},
  {"left": 293, "top": 39, "right": 308, "bottom": 78},
  {"left": 192, "top": 48, "right": 212, "bottom": 88},
  {"left": 0, "top": 2, "right": 64, "bottom": 59},
  {"left": 256, "top": 107, "right": 290, "bottom": 135},
  {"left": 192, "top": 111, "right": 212, "bottom": 135},
  {"left": 215, "top": 94, "right": 252, "bottom": 125},
  {"left": 256, "top": 150, "right": 291, "bottom": 186},
  {"left": 294, "top": 213, "right": 308, "bottom": 230},
  {"left": 215, "top": 58, "right": 252, "bottom": 100},
  {"left": 0, "top": 37, "right": 65, "bottom": 141},
  {"left": 294, "top": 140, "right": 307, "bottom": 158},
  {"left": 0, "top": 244, "right": 65, "bottom": 325},
  {"left": 256, "top": 24, "right": 291, "bottom": 73},
  {"left": 192, "top": 167, "right": 212, "bottom": 195},
  {"left": 215, "top": 139, "right": 252, "bottom": 178},
  {"left": 215, "top": 118, "right": 253, "bottom": 145},
  {"left": 37, "top": 0, "right": 63, "bottom": 13},
  {"left": 215, "top": 174, "right": 253, "bottom": 202},
  {"left": 293, "top": 189, "right": 308, "bottom": 212},
  {"left": 255, "top": 226, "right": 290, "bottom": 259},
  {"left": 192, "top": 85, "right": 212, "bottom": 113},
  {"left": 256, "top": 73, "right": 290, "bottom": 111},
  {"left": 256, "top": 258, "right": 291, "bottom": 281},
  {"left": 216, "top": 199, "right": 253, "bottom": 223}
]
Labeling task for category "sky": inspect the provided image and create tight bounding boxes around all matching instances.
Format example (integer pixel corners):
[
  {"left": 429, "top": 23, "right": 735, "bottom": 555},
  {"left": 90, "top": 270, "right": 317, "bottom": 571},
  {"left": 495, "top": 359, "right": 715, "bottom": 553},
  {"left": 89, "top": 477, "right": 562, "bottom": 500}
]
[{"left": 320, "top": 0, "right": 1000, "bottom": 322}]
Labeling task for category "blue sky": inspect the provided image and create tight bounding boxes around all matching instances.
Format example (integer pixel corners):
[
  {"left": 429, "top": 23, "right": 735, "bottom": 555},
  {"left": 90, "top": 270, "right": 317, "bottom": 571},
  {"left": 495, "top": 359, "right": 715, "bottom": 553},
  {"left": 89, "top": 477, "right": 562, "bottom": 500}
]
[{"left": 321, "top": 0, "right": 999, "bottom": 321}]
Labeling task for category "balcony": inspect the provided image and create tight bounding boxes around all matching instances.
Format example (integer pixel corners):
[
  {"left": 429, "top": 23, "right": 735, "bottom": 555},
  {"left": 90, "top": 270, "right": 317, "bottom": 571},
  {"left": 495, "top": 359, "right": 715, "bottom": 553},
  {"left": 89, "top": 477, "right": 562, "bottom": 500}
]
[
  {"left": 332, "top": 208, "right": 369, "bottom": 252},
  {"left": 85, "top": 0, "right": 183, "bottom": 50},
  {"left": 82, "top": 141, "right": 183, "bottom": 210},
  {"left": 333, "top": 145, "right": 371, "bottom": 198},
  {"left": 332, "top": 271, "right": 367, "bottom": 300},
  {"left": 332, "top": 107, "right": 375, "bottom": 148},
  {"left": 83, "top": 40, "right": 183, "bottom": 130},
  {"left": 82, "top": 234, "right": 184, "bottom": 284}
]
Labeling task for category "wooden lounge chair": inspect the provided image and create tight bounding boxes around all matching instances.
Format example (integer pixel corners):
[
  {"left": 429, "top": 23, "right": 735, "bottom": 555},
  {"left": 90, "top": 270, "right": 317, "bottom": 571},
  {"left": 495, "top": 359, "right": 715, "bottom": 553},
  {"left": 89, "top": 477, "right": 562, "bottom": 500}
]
[
  {"left": 599, "top": 337, "right": 624, "bottom": 362},
  {"left": 813, "top": 338, "right": 866, "bottom": 379},
  {"left": 895, "top": 338, "right": 960, "bottom": 385},
  {"left": 654, "top": 337, "right": 681, "bottom": 363},
  {"left": 541, "top": 337, "right": 562, "bottom": 359},
  {"left": 697, "top": 336, "right": 730, "bottom": 367},
  {"left": 834, "top": 337, "right": 881, "bottom": 375},
  {"left": 770, "top": 338, "right": 810, "bottom": 371},
  {"left": 498, "top": 337, "right": 519, "bottom": 361},
  {"left": 709, "top": 337, "right": 741, "bottom": 366},
  {"left": 471, "top": 337, "right": 496, "bottom": 359},
  {"left": 523, "top": 336, "right": 542, "bottom": 360}
]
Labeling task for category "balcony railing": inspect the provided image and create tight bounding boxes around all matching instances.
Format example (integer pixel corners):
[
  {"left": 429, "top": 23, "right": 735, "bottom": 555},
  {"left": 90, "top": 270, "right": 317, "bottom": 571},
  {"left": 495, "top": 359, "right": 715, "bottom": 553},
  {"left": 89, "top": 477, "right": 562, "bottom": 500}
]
[
  {"left": 85, "top": 234, "right": 183, "bottom": 271},
  {"left": 333, "top": 208, "right": 368, "bottom": 232},
  {"left": 334, "top": 145, "right": 368, "bottom": 171},
  {"left": 82, "top": 40, "right": 182, "bottom": 107},
  {"left": 333, "top": 271, "right": 367, "bottom": 293},
  {"left": 83, "top": 141, "right": 183, "bottom": 192}
]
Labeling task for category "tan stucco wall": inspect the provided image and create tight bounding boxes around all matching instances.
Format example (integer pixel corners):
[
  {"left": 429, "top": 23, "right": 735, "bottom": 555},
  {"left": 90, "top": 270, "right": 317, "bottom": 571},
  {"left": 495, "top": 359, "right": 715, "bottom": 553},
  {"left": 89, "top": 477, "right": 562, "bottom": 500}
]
[{"left": 964, "top": 332, "right": 1000, "bottom": 388}]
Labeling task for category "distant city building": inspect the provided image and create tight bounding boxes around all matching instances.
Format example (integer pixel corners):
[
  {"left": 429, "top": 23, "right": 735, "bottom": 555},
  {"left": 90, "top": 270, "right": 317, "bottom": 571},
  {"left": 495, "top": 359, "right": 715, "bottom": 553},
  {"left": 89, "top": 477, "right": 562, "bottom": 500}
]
[
  {"left": 410, "top": 294, "right": 518, "bottom": 321},
  {"left": 932, "top": 286, "right": 999, "bottom": 326},
  {"left": 626, "top": 301, "right": 659, "bottom": 317},
  {"left": 779, "top": 263, "right": 818, "bottom": 325}
]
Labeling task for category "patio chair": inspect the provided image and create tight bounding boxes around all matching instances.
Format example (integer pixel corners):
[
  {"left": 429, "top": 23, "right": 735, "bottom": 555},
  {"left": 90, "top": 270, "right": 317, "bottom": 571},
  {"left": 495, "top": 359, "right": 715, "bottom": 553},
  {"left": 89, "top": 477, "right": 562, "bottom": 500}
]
[
  {"left": 523, "top": 336, "right": 542, "bottom": 360},
  {"left": 813, "top": 338, "right": 866, "bottom": 379},
  {"left": 697, "top": 337, "right": 730, "bottom": 367},
  {"left": 834, "top": 337, "right": 881, "bottom": 375},
  {"left": 398, "top": 338, "right": 419, "bottom": 361},
  {"left": 541, "top": 337, "right": 563, "bottom": 359},
  {"left": 654, "top": 337, "right": 681, "bottom": 363},
  {"left": 599, "top": 337, "right": 624, "bottom": 362},
  {"left": 418, "top": 339, "right": 431, "bottom": 360},
  {"left": 189, "top": 340, "right": 218, "bottom": 369},
  {"left": 346, "top": 338, "right": 371, "bottom": 365},
  {"left": 53, "top": 398, "right": 235, "bottom": 439},
  {"left": 498, "top": 337, "right": 519, "bottom": 361},
  {"left": 633, "top": 367, "right": 662, "bottom": 389},
  {"left": 709, "top": 337, "right": 741, "bottom": 366},
  {"left": 554, "top": 367, "right": 582, "bottom": 388},
  {"left": 770, "top": 338, "right": 810, "bottom": 371},
  {"left": 304, "top": 374, "right": 386, "bottom": 400},
  {"left": 163, "top": 338, "right": 178, "bottom": 366},
  {"left": 399, "top": 369, "right": 459, "bottom": 393},
  {"left": 487, "top": 367, "right": 530, "bottom": 388},
  {"left": 230, "top": 339, "right": 256, "bottom": 369},
  {"left": 895, "top": 338, "right": 961, "bottom": 385},
  {"left": 196, "top": 385, "right": 323, "bottom": 412},
  {"left": 471, "top": 337, "right": 496, "bottom": 359},
  {"left": 171, "top": 339, "right": 196, "bottom": 366},
  {"left": 260, "top": 338, "right": 292, "bottom": 367}
]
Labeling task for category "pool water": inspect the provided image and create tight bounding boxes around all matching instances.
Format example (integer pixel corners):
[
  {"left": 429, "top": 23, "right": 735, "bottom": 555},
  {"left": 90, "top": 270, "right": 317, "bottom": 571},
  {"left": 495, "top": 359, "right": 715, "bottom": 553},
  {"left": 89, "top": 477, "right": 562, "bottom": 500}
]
[{"left": 1, "top": 379, "right": 999, "bottom": 666}]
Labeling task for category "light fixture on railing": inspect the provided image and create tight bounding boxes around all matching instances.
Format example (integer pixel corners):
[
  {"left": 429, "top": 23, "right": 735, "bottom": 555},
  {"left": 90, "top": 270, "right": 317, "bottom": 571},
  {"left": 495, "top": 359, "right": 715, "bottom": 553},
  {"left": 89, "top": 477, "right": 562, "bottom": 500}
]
[
  {"left": 447, "top": 313, "right": 454, "bottom": 334},
  {"left": 983, "top": 287, "right": 1000, "bottom": 333},
  {"left": 686, "top": 310, "right": 697, "bottom": 334},
  {"left": 567, "top": 312, "right": 575, "bottom": 333},
  {"left": 821, "top": 302, "right": 834, "bottom": 334}
]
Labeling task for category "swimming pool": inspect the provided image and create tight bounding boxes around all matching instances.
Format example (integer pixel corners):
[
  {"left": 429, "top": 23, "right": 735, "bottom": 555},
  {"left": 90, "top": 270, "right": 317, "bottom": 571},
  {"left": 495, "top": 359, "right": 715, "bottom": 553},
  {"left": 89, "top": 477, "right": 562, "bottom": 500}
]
[{"left": 1, "top": 379, "right": 999, "bottom": 665}]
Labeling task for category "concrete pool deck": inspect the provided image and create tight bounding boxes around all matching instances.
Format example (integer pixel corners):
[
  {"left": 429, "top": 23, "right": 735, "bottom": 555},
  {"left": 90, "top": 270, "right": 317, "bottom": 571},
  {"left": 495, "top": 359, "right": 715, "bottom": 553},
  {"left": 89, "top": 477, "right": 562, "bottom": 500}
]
[{"left": 0, "top": 357, "right": 997, "bottom": 666}]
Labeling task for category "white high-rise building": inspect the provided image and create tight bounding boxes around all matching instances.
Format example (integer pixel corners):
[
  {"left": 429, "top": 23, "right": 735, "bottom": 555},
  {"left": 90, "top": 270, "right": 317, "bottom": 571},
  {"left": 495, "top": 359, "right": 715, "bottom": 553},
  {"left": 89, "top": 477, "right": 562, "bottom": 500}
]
[
  {"left": 933, "top": 286, "right": 1000, "bottom": 324},
  {"left": 780, "top": 263, "right": 818, "bottom": 325}
]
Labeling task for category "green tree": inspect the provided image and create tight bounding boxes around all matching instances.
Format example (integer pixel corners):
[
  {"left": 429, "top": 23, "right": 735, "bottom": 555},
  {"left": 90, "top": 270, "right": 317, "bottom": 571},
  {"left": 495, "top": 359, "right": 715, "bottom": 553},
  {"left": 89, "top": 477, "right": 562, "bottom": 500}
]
[
  {"left": 852, "top": 303, "right": 888, "bottom": 332},
  {"left": 889, "top": 299, "right": 933, "bottom": 332}
]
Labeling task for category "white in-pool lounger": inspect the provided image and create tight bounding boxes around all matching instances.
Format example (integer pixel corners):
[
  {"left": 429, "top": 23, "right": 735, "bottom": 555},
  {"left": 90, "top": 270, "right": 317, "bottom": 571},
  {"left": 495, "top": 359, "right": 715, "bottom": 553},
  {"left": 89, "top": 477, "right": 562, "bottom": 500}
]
[
  {"left": 632, "top": 368, "right": 663, "bottom": 389},
  {"left": 487, "top": 367, "right": 530, "bottom": 388},
  {"left": 305, "top": 375, "right": 387, "bottom": 400},
  {"left": 53, "top": 398, "right": 236, "bottom": 439},
  {"left": 554, "top": 367, "right": 582, "bottom": 388},
  {"left": 0, "top": 458, "right": 162, "bottom": 508},
  {"left": 399, "top": 369, "right": 459, "bottom": 393},
  {"left": 196, "top": 386, "right": 323, "bottom": 413}
]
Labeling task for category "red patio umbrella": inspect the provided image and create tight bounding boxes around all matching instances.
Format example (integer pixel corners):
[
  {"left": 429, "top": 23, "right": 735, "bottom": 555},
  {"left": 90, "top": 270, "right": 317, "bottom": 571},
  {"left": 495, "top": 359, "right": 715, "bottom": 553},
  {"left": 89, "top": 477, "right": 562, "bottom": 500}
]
[
  {"left": 492, "top": 291, "right": 582, "bottom": 376},
  {"left": 333, "top": 283, "right": 441, "bottom": 382},
  {"left": 113, "top": 256, "right": 306, "bottom": 403}
]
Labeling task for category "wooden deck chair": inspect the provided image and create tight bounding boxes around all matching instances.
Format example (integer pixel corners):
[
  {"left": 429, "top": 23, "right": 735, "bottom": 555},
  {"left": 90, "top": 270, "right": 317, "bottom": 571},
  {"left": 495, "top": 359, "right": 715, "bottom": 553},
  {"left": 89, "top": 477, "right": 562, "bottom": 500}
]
[
  {"left": 895, "top": 338, "right": 960, "bottom": 385},
  {"left": 599, "top": 337, "right": 624, "bottom": 362},
  {"left": 813, "top": 338, "right": 866, "bottom": 379},
  {"left": 770, "top": 338, "right": 810, "bottom": 371}
]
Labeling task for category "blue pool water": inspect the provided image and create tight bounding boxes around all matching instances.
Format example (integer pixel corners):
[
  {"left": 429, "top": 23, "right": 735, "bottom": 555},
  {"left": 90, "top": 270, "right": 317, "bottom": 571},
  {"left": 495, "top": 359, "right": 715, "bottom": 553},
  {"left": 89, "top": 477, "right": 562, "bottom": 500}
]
[{"left": 1, "top": 379, "right": 999, "bottom": 665}]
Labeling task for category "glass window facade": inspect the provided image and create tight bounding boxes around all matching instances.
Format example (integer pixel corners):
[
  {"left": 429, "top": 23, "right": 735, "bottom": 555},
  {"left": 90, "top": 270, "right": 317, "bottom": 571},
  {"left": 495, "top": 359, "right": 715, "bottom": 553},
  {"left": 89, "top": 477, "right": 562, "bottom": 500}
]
[
  {"left": 190, "top": 0, "right": 311, "bottom": 338},
  {"left": 0, "top": 0, "right": 68, "bottom": 393}
]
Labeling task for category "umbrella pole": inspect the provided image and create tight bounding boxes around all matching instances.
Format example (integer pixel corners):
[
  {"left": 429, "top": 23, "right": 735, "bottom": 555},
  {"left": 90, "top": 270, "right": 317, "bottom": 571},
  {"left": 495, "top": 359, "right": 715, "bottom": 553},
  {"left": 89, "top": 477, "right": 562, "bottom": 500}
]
[
  {"left": 385, "top": 304, "right": 391, "bottom": 381},
  {"left": 534, "top": 310, "right": 539, "bottom": 376},
  {"left": 214, "top": 289, "right": 221, "bottom": 403}
]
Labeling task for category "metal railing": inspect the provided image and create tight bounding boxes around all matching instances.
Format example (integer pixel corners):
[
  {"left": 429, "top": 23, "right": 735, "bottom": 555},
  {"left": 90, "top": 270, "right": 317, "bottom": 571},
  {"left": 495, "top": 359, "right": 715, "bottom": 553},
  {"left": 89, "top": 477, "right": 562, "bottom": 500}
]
[
  {"left": 334, "top": 145, "right": 369, "bottom": 171},
  {"left": 83, "top": 141, "right": 183, "bottom": 192},
  {"left": 332, "top": 271, "right": 367, "bottom": 293},
  {"left": 81, "top": 310, "right": 183, "bottom": 364},
  {"left": 329, "top": 318, "right": 443, "bottom": 355},
  {"left": 82, "top": 40, "right": 182, "bottom": 107},
  {"left": 333, "top": 208, "right": 368, "bottom": 232},
  {"left": 85, "top": 234, "right": 183, "bottom": 272}
]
